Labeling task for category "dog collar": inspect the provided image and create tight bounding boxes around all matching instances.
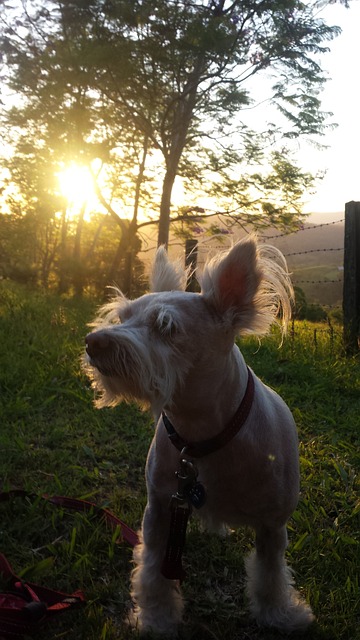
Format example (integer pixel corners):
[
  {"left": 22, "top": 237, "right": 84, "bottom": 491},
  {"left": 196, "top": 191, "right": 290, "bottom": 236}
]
[{"left": 162, "top": 367, "right": 254, "bottom": 458}]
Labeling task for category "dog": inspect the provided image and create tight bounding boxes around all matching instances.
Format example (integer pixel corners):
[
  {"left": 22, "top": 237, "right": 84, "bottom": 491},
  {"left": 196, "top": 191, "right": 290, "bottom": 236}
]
[{"left": 84, "top": 236, "right": 314, "bottom": 635}]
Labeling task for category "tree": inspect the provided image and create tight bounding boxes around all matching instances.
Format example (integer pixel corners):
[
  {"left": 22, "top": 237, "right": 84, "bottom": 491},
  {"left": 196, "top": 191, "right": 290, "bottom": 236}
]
[
  {"left": 0, "top": 0, "right": 349, "bottom": 264},
  {"left": 0, "top": 0, "right": 152, "bottom": 292},
  {"left": 80, "top": 0, "right": 343, "bottom": 245}
]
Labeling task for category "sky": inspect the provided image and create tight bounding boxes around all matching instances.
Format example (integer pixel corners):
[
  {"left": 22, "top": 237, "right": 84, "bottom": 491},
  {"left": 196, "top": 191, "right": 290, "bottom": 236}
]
[{"left": 299, "top": 1, "right": 360, "bottom": 219}]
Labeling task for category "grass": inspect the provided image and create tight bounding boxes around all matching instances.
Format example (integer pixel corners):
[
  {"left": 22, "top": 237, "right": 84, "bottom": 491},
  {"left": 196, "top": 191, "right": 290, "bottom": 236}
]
[{"left": 0, "top": 281, "right": 359, "bottom": 640}]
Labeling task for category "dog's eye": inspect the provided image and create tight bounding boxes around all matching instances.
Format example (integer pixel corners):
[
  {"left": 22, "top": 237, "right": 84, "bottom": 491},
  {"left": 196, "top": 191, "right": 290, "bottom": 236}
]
[
  {"left": 154, "top": 309, "right": 177, "bottom": 337},
  {"left": 118, "top": 307, "right": 132, "bottom": 324}
]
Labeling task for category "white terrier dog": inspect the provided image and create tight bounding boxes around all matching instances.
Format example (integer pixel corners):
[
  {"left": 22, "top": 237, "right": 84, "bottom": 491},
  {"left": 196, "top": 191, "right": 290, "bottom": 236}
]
[{"left": 84, "top": 236, "right": 314, "bottom": 635}]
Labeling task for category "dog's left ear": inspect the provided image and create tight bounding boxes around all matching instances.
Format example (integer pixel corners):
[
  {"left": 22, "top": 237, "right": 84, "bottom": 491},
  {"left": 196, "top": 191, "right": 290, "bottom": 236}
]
[
  {"left": 201, "top": 236, "right": 292, "bottom": 335},
  {"left": 200, "top": 237, "right": 263, "bottom": 332},
  {"left": 201, "top": 237, "right": 261, "bottom": 308},
  {"left": 150, "top": 246, "right": 187, "bottom": 292}
]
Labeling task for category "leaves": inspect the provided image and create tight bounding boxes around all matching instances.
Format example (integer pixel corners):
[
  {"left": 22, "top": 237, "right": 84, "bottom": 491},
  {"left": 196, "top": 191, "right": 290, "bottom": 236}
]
[{"left": 0, "top": 0, "right": 350, "bottom": 255}]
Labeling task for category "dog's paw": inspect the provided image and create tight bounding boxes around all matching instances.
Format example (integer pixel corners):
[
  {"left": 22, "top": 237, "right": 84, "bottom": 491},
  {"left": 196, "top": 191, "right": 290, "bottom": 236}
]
[
  {"left": 245, "top": 551, "right": 315, "bottom": 633},
  {"left": 248, "top": 589, "right": 315, "bottom": 634},
  {"left": 127, "top": 604, "right": 180, "bottom": 636}
]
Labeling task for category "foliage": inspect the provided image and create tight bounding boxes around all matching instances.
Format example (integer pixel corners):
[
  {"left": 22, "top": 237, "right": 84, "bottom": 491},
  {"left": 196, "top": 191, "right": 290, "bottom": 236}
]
[
  {"left": 0, "top": 282, "right": 359, "bottom": 639},
  {"left": 0, "top": 207, "right": 147, "bottom": 295},
  {"left": 0, "top": 0, "right": 348, "bottom": 254},
  {"left": 293, "top": 286, "right": 329, "bottom": 322}
]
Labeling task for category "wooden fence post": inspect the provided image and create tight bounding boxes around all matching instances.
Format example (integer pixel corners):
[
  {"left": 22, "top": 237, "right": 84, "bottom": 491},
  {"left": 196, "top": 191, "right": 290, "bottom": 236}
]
[
  {"left": 185, "top": 238, "right": 198, "bottom": 292},
  {"left": 343, "top": 201, "right": 360, "bottom": 353}
]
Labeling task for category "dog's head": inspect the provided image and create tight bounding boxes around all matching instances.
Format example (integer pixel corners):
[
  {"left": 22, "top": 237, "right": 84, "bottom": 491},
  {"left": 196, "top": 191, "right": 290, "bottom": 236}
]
[{"left": 84, "top": 236, "right": 293, "bottom": 415}]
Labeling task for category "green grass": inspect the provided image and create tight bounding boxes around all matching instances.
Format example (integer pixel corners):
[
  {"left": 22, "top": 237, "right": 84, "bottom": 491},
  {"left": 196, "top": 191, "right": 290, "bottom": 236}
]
[{"left": 0, "top": 281, "right": 359, "bottom": 640}]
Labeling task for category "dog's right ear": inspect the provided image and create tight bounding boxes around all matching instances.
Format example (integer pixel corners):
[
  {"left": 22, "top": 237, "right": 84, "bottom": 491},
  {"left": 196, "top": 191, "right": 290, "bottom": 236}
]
[{"left": 150, "top": 246, "right": 187, "bottom": 292}]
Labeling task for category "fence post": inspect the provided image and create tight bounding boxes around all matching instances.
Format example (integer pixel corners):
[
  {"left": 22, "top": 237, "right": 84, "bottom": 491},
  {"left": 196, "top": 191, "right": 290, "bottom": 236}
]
[
  {"left": 185, "top": 238, "right": 198, "bottom": 292},
  {"left": 343, "top": 201, "right": 360, "bottom": 353}
]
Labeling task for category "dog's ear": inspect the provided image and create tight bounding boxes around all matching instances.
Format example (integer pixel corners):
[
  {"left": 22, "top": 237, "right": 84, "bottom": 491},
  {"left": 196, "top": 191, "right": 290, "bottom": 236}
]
[
  {"left": 200, "top": 236, "right": 292, "bottom": 335},
  {"left": 201, "top": 237, "right": 261, "bottom": 318},
  {"left": 150, "top": 246, "right": 187, "bottom": 292}
]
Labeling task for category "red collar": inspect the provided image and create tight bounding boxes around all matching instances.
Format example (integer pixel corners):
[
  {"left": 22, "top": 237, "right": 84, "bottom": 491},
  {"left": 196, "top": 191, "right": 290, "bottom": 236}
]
[{"left": 162, "top": 367, "right": 254, "bottom": 458}]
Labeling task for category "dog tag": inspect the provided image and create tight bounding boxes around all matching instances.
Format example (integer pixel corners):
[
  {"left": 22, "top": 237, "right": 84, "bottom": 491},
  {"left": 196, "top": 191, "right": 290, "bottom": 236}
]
[{"left": 186, "top": 481, "right": 206, "bottom": 509}]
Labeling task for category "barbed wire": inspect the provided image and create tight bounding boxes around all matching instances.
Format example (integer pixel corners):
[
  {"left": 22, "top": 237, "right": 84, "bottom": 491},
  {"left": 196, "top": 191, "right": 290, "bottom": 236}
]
[
  {"left": 156, "top": 214, "right": 346, "bottom": 303},
  {"left": 284, "top": 247, "right": 343, "bottom": 257},
  {"left": 253, "top": 220, "right": 345, "bottom": 302},
  {"left": 292, "top": 279, "right": 343, "bottom": 285},
  {"left": 260, "top": 218, "right": 344, "bottom": 240}
]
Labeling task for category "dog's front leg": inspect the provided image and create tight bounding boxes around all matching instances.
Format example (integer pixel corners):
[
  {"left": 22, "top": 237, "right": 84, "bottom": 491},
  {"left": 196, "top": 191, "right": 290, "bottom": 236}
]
[
  {"left": 245, "top": 524, "right": 314, "bottom": 633},
  {"left": 130, "top": 489, "right": 184, "bottom": 635}
]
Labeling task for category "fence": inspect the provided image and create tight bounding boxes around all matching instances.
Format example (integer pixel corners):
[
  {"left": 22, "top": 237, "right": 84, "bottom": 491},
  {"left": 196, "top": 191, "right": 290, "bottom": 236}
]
[
  {"left": 187, "top": 216, "right": 344, "bottom": 307},
  {"left": 259, "top": 218, "right": 344, "bottom": 312},
  {"left": 343, "top": 201, "right": 360, "bottom": 353},
  {"left": 183, "top": 202, "right": 360, "bottom": 353}
]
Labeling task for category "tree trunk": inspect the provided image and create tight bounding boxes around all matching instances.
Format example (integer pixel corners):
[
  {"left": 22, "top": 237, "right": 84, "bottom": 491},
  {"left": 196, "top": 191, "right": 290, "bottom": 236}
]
[
  {"left": 73, "top": 202, "right": 86, "bottom": 296},
  {"left": 58, "top": 206, "right": 68, "bottom": 294},
  {"left": 108, "top": 230, "right": 129, "bottom": 287},
  {"left": 122, "top": 136, "right": 148, "bottom": 292},
  {"left": 122, "top": 239, "right": 133, "bottom": 296},
  {"left": 40, "top": 221, "right": 58, "bottom": 289},
  {"left": 156, "top": 57, "right": 206, "bottom": 248},
  {"left": 158, "top": 168, "right": 176, "bottom": 248},
  {"left": 85, "top": 218, "right": 106, "bottom": 262}
]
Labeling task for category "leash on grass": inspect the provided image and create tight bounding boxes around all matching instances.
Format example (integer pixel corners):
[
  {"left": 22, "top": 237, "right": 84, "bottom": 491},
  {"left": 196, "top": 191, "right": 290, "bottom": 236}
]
[{"left": 0, "top": 490, "right": 139, "bottom": 638}]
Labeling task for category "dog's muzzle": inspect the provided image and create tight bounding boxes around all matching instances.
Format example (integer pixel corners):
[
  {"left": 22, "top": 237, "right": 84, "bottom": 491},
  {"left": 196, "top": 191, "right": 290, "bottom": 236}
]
[{"left": 85, "top": 332, "right": 110, "bottom": 358}]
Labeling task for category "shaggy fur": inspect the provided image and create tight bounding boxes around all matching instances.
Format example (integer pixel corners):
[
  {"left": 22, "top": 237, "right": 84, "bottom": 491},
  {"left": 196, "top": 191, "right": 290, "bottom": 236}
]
[{"left": 84, "top": 236, "right": 314, "bottom": 635}]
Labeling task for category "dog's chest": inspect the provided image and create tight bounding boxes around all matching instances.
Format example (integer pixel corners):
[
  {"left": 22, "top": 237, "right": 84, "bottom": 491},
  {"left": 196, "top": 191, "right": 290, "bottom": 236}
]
[{"left": 186, "top": 449, "right": 287, "bottom": 526}]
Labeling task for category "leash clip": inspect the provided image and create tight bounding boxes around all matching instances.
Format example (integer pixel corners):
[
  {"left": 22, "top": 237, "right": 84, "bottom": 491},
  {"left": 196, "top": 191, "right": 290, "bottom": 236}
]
[{"left": 175, "top": 459, "right": 198, "bottom": 504}]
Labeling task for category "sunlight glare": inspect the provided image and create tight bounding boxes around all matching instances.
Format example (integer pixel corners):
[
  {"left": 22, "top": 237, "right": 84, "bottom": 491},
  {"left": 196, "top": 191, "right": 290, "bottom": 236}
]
[{"left": 58, "top": 164, "right": 95, "bottom": 207}]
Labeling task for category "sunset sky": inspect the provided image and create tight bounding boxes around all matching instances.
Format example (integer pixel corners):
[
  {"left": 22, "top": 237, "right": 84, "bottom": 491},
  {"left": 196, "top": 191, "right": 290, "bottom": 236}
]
[{"left": 300, "top": 2, "right": 360, "bottom": 219}]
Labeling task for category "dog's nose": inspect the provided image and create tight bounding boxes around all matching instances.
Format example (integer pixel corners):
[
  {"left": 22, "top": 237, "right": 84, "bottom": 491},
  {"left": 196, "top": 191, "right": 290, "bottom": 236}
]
[{"left": 85, "top": 332, "right": 110, "bottom": 356}]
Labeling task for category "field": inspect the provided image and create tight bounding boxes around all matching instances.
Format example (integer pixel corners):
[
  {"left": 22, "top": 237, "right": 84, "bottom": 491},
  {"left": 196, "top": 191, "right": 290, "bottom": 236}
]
[
  {"left": 291, "top": 264, "right": 343, "bottom": 308},
  {"left": 0, "top": 282, "right": 359, "bottom": 640}
]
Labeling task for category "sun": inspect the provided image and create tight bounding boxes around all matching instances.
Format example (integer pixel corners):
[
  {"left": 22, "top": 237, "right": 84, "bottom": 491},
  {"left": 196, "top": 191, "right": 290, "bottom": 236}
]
[{"left": 57, "top": 163, "right": 96, "bottom": 209}]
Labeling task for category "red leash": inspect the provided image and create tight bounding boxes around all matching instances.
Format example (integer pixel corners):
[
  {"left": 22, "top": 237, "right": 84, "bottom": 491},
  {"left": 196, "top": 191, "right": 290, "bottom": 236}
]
[
  {"left": 0, "top": 490, "right": 139, "bottom": 638},
  {"left": 42, "top": 494, "right": 140, "bottom": 547},
  {"left": 0, "top": 553, "right": 85, "bottom": 639},
  {"left": 0, "top": 490, "right": 139, "bottom": 547}
]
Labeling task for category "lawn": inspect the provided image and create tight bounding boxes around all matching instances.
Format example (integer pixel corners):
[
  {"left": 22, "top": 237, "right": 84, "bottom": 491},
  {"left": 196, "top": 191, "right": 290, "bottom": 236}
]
[{"left": 0, "top": 281, "right": 359, "bottom": 640}]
